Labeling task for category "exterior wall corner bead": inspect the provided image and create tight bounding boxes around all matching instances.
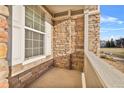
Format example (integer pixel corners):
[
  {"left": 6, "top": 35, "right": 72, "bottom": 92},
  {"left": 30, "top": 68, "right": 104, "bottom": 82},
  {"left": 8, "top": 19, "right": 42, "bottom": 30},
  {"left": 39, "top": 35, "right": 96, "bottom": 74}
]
[{"left": 0, "top": 5, "right": 9, "bottom": 88}]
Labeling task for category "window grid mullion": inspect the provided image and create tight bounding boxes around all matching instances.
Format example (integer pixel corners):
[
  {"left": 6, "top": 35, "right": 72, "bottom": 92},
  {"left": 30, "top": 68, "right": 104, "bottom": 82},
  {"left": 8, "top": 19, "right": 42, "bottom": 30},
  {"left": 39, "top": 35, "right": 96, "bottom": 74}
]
[{"left": 25, "top": 6, "right": 45, "bottom": 59}]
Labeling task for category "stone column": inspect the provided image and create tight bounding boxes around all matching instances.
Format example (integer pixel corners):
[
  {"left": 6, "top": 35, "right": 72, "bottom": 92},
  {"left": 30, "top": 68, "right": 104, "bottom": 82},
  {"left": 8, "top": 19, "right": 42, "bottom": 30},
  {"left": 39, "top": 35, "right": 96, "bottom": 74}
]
[
  {"left": 88, "top": 13, "right": 100, "bottom": 56},
  {"left": 0, "top": 5, "right": 9, "bottom": 88}
]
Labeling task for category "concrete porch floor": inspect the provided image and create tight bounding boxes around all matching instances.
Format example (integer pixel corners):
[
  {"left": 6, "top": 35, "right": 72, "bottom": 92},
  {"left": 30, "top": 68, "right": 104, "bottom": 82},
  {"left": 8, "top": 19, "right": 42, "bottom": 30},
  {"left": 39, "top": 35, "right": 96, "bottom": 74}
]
[{"left": 26, "top": 67, "right": 82, "bottom": 88}]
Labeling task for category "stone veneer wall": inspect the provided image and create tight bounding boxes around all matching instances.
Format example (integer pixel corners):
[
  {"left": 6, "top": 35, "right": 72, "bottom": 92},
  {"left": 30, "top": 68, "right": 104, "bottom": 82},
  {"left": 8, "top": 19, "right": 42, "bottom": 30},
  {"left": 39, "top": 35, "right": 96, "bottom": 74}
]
[
  {"left": 9, "top": 59, "right": 53, "bottom": 88},
  {"left": 88, "top": 14, "right": 100, "bottom": 55},
  {"left": 71, "top": 17, "right": 84, "bottom": 71},
  {"left": 53, "top": 17, "right": 84, "bottom": 71},
  {"left": 0, "top": 6, "right": 9, "bottom": 88},
  {"left": 53, "top": 20, "right": 71, "bottom": 69}
]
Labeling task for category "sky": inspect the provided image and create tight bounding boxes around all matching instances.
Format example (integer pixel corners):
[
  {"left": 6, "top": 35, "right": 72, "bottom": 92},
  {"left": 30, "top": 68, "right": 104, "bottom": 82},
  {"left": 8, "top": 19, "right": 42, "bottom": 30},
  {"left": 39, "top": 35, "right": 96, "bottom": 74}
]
[{"left": 100, "top": 5, "right": 124, "bottom": 41}]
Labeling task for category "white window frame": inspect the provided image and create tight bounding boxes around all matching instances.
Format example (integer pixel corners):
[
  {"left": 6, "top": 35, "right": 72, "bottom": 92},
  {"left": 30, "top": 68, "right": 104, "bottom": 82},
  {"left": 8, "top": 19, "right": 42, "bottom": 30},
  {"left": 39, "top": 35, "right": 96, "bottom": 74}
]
[
  {"left": 12, "top": 5, "right": 52, "bottom": 66},
  {"left": 24, "top": 27, "right": 46, "bottom": 65},
  {"left": 23, "top": 6, "right": 47, "bottom": 65}
]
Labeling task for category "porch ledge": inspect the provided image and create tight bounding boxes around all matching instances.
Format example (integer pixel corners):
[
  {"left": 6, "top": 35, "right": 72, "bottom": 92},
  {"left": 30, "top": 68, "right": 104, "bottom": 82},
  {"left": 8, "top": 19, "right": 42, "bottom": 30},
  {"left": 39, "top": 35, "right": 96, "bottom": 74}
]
[
  {"left": 85, "top": 51, "right": 124, "bottom": 88},
  {"left": 11, "top": 55, "right": 53, "bottom": 77}
]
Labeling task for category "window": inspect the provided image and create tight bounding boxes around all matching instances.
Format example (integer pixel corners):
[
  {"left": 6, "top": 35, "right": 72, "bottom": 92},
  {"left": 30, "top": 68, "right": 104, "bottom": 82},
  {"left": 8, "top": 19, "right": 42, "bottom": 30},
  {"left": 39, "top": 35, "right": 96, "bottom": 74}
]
[
  {"left": 25, "top": 6, "right": 45, "bottom": 59},
  {"left": 11, "top": 6, "right": 52, "bottom": 65}
]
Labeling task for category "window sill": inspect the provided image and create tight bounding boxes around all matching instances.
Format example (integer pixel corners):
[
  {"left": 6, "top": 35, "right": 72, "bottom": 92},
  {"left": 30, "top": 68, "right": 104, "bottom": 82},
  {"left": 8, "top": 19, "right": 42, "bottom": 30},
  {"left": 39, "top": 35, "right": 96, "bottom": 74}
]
[
  {"left": 23, "top": 55, "right": 46, "bottom": 65},
  {"left": 12, "top": 55, "right": 53, "bottom": 77}
]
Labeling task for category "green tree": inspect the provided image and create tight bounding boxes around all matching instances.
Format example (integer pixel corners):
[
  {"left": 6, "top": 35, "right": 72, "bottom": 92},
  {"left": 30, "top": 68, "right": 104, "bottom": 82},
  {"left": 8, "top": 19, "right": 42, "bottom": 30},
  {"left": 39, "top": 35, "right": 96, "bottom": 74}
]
[
  {"left": 106, "top": 40, "right": 110, "bottom": 48},
  {"left": 110, "top": 38, "right": 115, "bottom": 47}
]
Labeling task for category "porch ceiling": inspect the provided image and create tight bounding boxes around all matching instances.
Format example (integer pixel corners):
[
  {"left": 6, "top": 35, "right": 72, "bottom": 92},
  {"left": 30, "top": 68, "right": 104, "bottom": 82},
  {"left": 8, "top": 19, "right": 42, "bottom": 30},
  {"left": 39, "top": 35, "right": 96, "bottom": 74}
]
[{"left": 45, "top": 5, "right": 84, "bottom": 14}]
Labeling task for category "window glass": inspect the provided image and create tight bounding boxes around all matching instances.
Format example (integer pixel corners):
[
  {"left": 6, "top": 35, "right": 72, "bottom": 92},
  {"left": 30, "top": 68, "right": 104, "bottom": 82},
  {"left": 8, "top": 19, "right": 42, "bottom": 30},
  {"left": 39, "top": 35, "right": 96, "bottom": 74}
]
[{"left": 25, "top": 6, "right": 45, "bottom": 59}]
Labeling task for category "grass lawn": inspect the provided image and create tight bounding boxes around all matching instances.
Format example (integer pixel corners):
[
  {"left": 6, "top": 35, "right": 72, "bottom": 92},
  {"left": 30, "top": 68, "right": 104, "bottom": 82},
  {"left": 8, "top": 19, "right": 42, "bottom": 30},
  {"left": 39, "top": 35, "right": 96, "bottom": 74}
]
[{"left": 100, "top": 48, "right": 124, "bottom": 58}]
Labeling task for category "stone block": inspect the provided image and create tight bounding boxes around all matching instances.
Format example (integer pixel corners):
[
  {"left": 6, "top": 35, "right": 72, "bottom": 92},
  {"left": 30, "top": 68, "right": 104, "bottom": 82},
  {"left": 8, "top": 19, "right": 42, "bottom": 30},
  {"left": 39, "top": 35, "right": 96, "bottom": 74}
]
[
  {"left": 0, "top": 59, "right": 8, "bottom": 80},
  {"left": 0, "top": 31, "right": 8, "bottom": 42},
  {"left": 38, "top": 68, "right": 45, "bottom": 75},
  {"left": 31, "top": 66, "right": 40, "bottom": 74},
  {"left": 0, "top": 71, "right": 8, "bottom": 80},
  {"left": 0, "top": 43, "right": 7, "bottom": 58},
  {"left": 13, "top": 83, "right": 21, "bottom": 88},
  {"left": 0, "top": 79, "right": 8, "bottom": 88},
  {"left": 9, "top": 75, "right": 19, "bottom": 87},
  {"left": 0, "top": 6, "right": 9, "bottom": 17},
  {"left": 0, "top": 59, "right": 8, "bottom": 71},
  {"left": 0, "top": 15, "right": 8, "bottom": 29},
  {"left": 19, "top": 72, "right": 32, "bottom": 83}
]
